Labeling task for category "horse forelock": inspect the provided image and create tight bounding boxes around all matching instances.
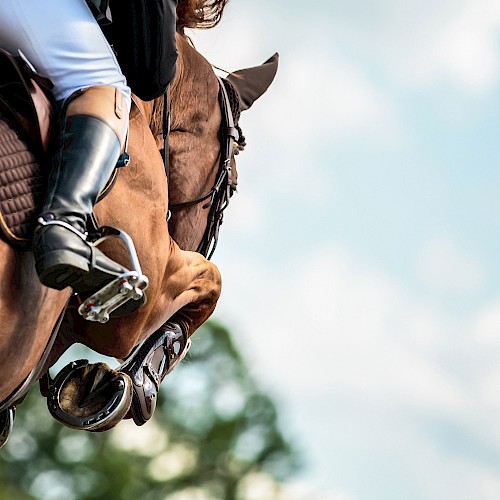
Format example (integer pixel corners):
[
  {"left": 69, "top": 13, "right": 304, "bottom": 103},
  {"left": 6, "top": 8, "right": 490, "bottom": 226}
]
[{"left": 176, "top": 0, "right": 230, "bottom": 32}]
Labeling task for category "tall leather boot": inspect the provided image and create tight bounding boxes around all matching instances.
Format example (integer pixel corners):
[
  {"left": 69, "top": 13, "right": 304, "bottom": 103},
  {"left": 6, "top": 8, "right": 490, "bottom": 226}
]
[{"left": 32, "top": 86, "right": 129, "bottom": 292}]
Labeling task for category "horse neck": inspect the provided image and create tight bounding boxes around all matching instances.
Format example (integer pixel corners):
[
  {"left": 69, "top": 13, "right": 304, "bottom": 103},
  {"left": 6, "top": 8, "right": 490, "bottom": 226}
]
[
  {"left": 142, "top": 38, "right": 191, "bottom": 147},
  {"left": 154, "top": 35, "right": 223, "bottom": 250},
  {"left": 146, "top": 35, "right": 222, "bottom": 176}
]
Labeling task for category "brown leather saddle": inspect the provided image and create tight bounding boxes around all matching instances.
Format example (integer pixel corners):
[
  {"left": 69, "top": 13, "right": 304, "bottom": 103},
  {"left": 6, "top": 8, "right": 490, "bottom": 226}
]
[{"left": 0, "top": 49, "right": 55, "bottom": 248}]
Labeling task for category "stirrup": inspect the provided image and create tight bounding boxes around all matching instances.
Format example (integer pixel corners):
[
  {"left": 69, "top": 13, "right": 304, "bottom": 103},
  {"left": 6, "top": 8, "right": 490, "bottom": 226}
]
[
  {"left": 79, "top": 226, "right": 149, "bottom": 323},
  {"left": 0, "top": 406, "right": 15, "bottom": 450}
]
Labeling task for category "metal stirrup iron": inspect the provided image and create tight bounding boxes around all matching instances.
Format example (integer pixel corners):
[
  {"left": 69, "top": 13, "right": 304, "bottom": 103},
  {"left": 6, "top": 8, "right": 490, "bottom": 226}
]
[{"left": 78, "top": 226, "right": 149, "bottom": 323}]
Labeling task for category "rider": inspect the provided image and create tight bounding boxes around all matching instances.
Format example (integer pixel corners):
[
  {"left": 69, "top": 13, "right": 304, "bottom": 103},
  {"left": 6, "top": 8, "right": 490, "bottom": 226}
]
[{"left": 0, "top": 0, "right": 178, "bottom": 293}]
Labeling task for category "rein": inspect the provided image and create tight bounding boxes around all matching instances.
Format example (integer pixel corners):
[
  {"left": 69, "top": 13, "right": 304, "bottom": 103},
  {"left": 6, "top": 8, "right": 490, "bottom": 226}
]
[{"left": 168, "top": 75, "right": 239, "bottom": 259}]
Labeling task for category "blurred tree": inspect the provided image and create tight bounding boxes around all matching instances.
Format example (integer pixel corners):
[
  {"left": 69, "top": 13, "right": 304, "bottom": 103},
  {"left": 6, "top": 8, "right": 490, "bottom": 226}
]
[{"left": 0, "top": 321, "right": 300, "bottom": 499}]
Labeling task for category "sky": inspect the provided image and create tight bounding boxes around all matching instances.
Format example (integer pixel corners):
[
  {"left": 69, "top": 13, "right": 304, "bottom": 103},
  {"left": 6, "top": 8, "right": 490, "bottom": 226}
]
[{"left": 189, "top": 1, "right": 500, "bottom": 499}]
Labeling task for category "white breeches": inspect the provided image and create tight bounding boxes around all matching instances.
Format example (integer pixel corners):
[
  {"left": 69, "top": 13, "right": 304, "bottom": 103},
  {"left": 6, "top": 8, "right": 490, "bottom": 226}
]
[{"left": 0, "top": 0, "right": 131, "bottom": 111}]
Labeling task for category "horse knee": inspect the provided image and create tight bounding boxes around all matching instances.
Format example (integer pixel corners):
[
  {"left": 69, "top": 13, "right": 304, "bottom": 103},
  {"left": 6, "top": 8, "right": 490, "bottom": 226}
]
[
  {"left": 175, "top": 258, "right": 221, "bottom": 332},
  {"left": 210, "top": 266, "right": 222, "bottom": 303},
  {"left": 197, "top": 259, "right": 222, "bottom": 305}
]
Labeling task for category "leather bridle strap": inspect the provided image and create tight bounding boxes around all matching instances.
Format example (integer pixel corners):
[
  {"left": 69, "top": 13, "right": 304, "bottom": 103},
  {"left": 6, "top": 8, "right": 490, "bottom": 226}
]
[
  {"left": 168, "top": 75, "right": 239, "bottom": 259},
  {"left": 162, "top": 85, "right": 171, "bottom": 178}
]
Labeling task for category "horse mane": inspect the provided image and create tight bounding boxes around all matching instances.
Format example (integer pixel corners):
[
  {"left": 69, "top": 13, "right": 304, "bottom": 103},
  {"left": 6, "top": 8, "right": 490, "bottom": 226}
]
[{"left": 177, "top": 0, "right": 229, "bottom": 32}]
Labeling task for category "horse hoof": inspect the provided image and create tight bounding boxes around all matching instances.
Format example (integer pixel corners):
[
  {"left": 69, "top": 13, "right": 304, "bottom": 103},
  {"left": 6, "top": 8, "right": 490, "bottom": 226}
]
[
  {"left": 0, "top": 406, "right": 15, "bottom": 450},
  {"left": 47, "top": 359, "right": 132, "bottom": 432}
]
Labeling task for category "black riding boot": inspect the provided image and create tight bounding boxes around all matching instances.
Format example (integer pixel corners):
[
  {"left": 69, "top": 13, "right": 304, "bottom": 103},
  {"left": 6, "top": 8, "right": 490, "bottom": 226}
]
[{"left": 32, "top": 114, "right": 128, "bottom": 292}]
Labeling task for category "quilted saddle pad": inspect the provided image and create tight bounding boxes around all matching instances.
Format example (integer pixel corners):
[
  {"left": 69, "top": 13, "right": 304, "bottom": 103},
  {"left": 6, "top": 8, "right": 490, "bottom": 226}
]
[{"left": 0, "top": 115, "right": 47, "bottom": 248}]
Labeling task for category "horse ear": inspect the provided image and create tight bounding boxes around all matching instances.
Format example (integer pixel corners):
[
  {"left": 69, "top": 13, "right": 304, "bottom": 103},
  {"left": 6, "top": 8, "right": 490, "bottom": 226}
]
[{"left": 225, "top": 53, "right": 279, "bottom": 112}]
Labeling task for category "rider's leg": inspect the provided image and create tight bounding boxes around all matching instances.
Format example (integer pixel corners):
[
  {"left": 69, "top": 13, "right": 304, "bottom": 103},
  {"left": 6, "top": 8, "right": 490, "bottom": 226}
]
[
  {"left": 0, "top": 0, "right": 133, "bottom": 291},
  {"left": 0, "top": 0, "right": 131, "bottom": 105},
  {"left": 32, "top": 85, "right": 129, "bottom": 291}
]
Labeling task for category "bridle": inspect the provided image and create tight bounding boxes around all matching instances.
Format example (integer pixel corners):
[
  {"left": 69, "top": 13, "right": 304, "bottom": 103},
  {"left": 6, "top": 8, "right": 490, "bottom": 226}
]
[{"left": 165, "top": 75, "right": 240, "bottom": 259}]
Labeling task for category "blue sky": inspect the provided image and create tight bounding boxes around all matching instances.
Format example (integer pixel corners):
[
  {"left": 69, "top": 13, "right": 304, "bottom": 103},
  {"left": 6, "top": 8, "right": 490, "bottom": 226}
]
[{"left": 190, "top": 1, "right": 500, "bottom": 498}]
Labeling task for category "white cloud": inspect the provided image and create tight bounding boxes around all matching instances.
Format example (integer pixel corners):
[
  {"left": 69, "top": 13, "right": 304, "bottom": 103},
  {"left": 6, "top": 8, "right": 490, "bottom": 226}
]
[
  {"left": 202, "top": 0, "right": 500, "bottom": 94},
  {"left": 434, "top": 0, "right": 500, "bottom": 91},
  {"left": 185, "top": 2, "right": 500, "bottom": 497},
  {"left": 416, "top": 236, "right": 486, "bottom": 295},
  {"left": 265, "top": 51, "right": 400, "bottom": 146},
  {"left": 473, "top": 466, "right": 500, "bottom": 500},
  {"left": 187, "top": 8, "right": 266, "bottom": 71},
  {"left": 331, "top": 0, "right": 500, "bottom": 92},
  {"left": 472, "top": 298, "right": 500, "bottom": 345},
  {"left": 219, "top": 245, "right": 466, "bottom": 413},
  {"left": 222, "top": 189, "right": 267, "bottom": 239},
  {"left": 191, "top": 10, "right": 401, "bottom": 147},
  {"left": 221, "top": 46, "right": 399, "bottom": 203}
]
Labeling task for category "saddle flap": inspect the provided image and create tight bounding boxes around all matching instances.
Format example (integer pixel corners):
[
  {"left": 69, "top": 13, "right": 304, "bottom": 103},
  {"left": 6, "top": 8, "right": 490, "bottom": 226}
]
[
  {"left": 0, "top": 49, "right": 54, "bottom": 156},
  {"left": 0, "top": 49, "right": 56, "bottom": 247}
]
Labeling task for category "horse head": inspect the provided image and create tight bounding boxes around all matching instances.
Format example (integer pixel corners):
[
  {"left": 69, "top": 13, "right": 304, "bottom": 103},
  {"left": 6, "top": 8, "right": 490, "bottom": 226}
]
[{"left": 167, "top": 40, "right": 279, "bottom": 253}]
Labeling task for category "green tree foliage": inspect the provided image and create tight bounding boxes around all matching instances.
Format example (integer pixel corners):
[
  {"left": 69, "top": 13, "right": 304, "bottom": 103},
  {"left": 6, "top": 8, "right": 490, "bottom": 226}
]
[{"left": 0, "top": 321, "right": 299, "bottom": 499}]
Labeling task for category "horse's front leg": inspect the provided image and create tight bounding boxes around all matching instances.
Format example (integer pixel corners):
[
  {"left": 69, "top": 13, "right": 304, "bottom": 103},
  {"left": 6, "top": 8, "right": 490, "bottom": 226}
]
[
  {"left": 48, "top": 235, "right": 222, "bottom": 429},
  {"left": 117, "top": 240, "right": 221, "bottom": 426},
  {"left": 156, "top": 243, "right": 222, "bottom": 337}
]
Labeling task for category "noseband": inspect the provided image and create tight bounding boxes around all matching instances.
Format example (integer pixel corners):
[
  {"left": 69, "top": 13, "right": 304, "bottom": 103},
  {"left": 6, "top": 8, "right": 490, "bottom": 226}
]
[{"left": 167, "top": 76, "right": 240, "bottom": 259}]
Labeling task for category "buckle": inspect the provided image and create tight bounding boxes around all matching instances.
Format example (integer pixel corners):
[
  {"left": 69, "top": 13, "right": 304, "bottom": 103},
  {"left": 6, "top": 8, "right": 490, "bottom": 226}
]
[{"left": 116, "top": 152, "right": 130, "bottom": 167}]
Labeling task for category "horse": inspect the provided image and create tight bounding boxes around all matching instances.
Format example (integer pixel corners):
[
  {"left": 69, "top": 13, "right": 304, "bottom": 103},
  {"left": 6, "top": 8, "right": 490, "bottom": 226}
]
[{"left": 0, "top": 32, "right": 278, "bottom": 443}]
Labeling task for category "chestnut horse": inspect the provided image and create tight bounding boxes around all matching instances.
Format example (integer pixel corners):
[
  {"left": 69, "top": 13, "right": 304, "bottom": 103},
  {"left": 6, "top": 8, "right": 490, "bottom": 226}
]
[{"left": 0, "top": 33, "right": 277, "bottom": 440}]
